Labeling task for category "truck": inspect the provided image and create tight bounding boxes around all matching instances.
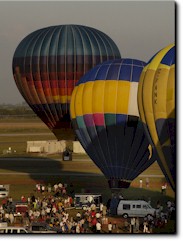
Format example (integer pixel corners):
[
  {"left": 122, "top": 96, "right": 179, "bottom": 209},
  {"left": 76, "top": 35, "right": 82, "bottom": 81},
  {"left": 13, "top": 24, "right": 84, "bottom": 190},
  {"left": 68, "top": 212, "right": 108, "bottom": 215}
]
[{"left": 74, "top": 193, "right": 102, "bottom": 209}]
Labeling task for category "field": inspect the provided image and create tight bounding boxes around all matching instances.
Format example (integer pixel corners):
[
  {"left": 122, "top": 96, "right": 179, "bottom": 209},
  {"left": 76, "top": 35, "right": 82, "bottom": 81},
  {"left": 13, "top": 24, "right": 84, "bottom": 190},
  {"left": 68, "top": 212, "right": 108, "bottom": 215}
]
[
  {"left": 0, "top": 117, "right": 176, "bottom": 234},
  {"left": 0, "top": 117, "right": 175, "bottom": 208}
]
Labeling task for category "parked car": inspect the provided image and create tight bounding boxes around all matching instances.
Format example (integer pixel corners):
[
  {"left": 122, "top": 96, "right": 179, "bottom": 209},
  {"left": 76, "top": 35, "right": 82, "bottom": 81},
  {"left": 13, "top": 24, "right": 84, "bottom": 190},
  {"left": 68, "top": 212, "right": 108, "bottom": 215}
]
[
  {"left": 62, "top": 148, "right": 72, "bottom": 161},
  {"left": 0, "top": 226, "right": 30, "bottom": 234},
  {"left": 15, "top": 202, "right": 28, "bottom": 213},
  {"left": 0, "top": 186, "right": 9, "bottom": 198},
  {"left": 29, "top": 222, "right": 58, "bottom": 233}
]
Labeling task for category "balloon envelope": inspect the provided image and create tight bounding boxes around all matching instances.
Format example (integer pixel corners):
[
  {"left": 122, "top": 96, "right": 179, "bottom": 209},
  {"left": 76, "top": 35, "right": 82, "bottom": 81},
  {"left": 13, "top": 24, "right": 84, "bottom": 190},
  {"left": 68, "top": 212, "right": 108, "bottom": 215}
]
[
  {"left": 137, "top": 44, "right": 175, "bottom": 191},
  {"left": 70, "top": 59, "right": 155, "bottom": 189},
  {"left": 12, "top": 25, "right": 121, "bottom": 140}
]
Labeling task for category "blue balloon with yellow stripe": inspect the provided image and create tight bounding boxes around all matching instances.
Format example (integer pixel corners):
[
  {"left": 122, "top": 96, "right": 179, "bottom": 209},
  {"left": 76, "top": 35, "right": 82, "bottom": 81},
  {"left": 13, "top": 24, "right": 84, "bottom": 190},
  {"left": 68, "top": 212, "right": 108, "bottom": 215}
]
[
  {"left": 70, "top": 59, "right": 155, "bottom": 189},
  {"left": 138, "top": 44, "right": 175, "bottom": 191}
]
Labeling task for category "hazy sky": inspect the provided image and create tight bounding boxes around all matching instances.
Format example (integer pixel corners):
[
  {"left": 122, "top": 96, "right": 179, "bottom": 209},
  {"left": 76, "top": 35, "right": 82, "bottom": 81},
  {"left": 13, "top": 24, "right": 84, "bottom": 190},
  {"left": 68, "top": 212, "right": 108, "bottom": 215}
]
[{"left": 0, "top": 0, "right": 175, "bottom": 104}]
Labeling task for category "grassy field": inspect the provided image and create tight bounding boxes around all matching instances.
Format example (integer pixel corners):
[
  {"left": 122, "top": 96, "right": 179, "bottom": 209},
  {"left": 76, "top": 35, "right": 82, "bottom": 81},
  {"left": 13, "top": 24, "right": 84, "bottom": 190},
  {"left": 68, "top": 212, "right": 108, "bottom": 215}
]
[
  {"left": 0, "top": 163, "right": 174, "bottom": 207},
  {"left": 0, "top": 117, "right": 49, "bottom": 130},
  {"left": 0, "top": 118, "right": 76, "bottom": 154},
  {"left": 0, "top": 118, "right": 175, "bottom": 209}
]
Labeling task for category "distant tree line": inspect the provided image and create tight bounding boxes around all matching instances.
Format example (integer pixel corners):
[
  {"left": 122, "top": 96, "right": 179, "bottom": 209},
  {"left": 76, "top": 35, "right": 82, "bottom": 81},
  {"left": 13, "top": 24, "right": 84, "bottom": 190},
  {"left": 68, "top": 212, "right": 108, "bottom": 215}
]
[{"left": 0, "top": 103, "right": 37, "bottom": 118}]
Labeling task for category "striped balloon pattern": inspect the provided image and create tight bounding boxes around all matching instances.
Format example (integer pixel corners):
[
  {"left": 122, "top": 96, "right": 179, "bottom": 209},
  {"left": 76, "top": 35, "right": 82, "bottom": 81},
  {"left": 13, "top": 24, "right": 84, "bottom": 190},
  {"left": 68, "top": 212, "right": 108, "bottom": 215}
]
[
  {"left": 12, "top": 25, "right": 121, "bottom": 139},
  {"left": 138, "top": 44, "right": 175, "bottom": 191},
  {"left": 70, "top": 59, "right": 155, "bottom": 189}
]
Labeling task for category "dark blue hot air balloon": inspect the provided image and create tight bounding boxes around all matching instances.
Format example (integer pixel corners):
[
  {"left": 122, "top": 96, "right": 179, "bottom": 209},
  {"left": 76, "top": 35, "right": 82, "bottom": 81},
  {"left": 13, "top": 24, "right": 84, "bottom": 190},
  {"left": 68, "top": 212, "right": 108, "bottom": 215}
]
[
  {"left": 70, "top": 59, "right": 156, "bottom": 189},
  {"left": 12, "top": 25, "right": 121, "bottom": 139}
]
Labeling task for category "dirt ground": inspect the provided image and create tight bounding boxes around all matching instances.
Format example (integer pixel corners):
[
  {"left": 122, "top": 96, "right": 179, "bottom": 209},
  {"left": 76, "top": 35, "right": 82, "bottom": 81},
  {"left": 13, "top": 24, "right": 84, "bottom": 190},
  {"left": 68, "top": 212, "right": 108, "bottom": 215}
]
[{"left": 0, "top": 121, "right": 47, "bottom": 129}]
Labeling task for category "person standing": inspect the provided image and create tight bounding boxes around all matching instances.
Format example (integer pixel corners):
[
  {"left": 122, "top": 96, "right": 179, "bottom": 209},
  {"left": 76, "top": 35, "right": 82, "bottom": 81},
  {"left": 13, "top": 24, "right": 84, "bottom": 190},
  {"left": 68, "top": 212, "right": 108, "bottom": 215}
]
[
  {"left": 21, "top": 195, "right": 26, "bottom": 202},
  {"left": 76, "top": 211, "right": 81, "bottom": 221},
  {"left": 47, "top": 183, "right": 52, "bottom": 193},
  {"left": 130, "top": 217, "right": 136, "bottom": 233},
  {"left": 146, "top": 177, "right": 149, "bottom": 188},
  {"left": 143, "top": 220, "right": 149, "bottom": 233},
  {"left": 100, "top": 202, "right": 104, "bottom": 212},
  {"left": 102, "top": 205, "right": 107, "bottom": 217},
  {"left": 8, "top": 196, "right": 13, "bottom": 205},
  {"left": 139, "top": 179, "right": 143, "bottom": 188},
  {"left": 41, "top": 185, "right": 45, "bottom": 194},
  {"left": 76, "top": 223, "right": 81, "bottom": 233},
  {"left": 164, "top": 183, "right": 167, "bottom": 195},
  {"left": 96, "top": 211, "right": 101, "bottom": 219},
  {"left": 54, "top": 183, "right": 58, "bottom": 193},
  {"left": 9, "top": 212, "right": 14, "bottom": 224},
  {"left": 135, "top": 217, "right": 140, "bottom": 233},
  {"left": 108, "top": 222, "right": 112, "bottom": 233},
  {"left": 96, "top": 220, "right": 102, "bottom": 233}
]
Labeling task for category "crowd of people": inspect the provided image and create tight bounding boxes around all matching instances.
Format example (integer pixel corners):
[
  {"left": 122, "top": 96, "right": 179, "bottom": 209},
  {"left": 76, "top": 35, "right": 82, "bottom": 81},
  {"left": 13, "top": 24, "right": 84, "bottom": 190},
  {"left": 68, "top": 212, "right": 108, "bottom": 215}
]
[
  {"left": 0, "top": 182, "right": 113, "bottom": 233},
  {"left": 0, "top": 182, "right": 176, "bottom": 234},
  {"left": 124, "top": 200, "right": 176, "bottom": 233}
]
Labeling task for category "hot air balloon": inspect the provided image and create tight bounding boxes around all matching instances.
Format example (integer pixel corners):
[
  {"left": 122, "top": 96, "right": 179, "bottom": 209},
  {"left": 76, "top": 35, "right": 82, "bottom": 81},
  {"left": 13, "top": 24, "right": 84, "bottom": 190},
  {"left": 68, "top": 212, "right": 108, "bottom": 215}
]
[
  {"left": 70, "top": 59, "right": 155, "bottom": 190},
  {"left": 12, "top": 25, "right": 121, "bottom": 140},
  {"left": 137, "top": 44, "right": 175, "bottom": 191}
]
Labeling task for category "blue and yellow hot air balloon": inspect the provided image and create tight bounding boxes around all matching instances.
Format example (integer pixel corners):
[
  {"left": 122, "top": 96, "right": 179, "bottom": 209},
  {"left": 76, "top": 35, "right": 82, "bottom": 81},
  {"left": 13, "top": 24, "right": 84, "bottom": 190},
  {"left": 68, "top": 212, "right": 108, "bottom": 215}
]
[
  {"left": 138, "top": 44, "right": 175, "bottom": 191},
  {"left": 70, "top": 59, "right": 155, "bottom": 189},
  {"left": 12, "top": 25, "right": 121, "bottom": 140}
]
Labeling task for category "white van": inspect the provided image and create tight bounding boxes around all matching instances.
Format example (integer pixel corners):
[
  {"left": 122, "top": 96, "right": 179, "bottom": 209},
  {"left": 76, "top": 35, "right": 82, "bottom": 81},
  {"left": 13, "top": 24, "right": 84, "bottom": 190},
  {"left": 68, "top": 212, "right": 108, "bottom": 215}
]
[
  {"left": 117, "top": 200, "right": 155, "bottom": 218},
  {"left": 0, "top": 226, "right": 30, "bottom": 234}
]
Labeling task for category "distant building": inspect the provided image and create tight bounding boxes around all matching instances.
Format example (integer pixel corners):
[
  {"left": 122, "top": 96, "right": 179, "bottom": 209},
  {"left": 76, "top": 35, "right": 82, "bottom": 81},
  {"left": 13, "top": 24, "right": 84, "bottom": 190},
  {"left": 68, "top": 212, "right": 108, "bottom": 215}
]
[
  {"left": 73, "top": 141, "right": 85, "bottom": 154},
  {"left": 27, "top": 140, "right": 66, "bottom": 154},
  {"left": 26, "top": 140, "right": 85, "bottom": 154}
]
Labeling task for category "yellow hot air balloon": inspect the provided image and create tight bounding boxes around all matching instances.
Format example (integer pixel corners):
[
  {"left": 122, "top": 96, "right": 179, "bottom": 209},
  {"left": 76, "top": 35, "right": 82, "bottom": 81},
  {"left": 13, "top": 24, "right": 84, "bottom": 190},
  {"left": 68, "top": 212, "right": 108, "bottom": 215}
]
[{"left": 138, "top": 44, "right": 175, "bottom": 191}]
